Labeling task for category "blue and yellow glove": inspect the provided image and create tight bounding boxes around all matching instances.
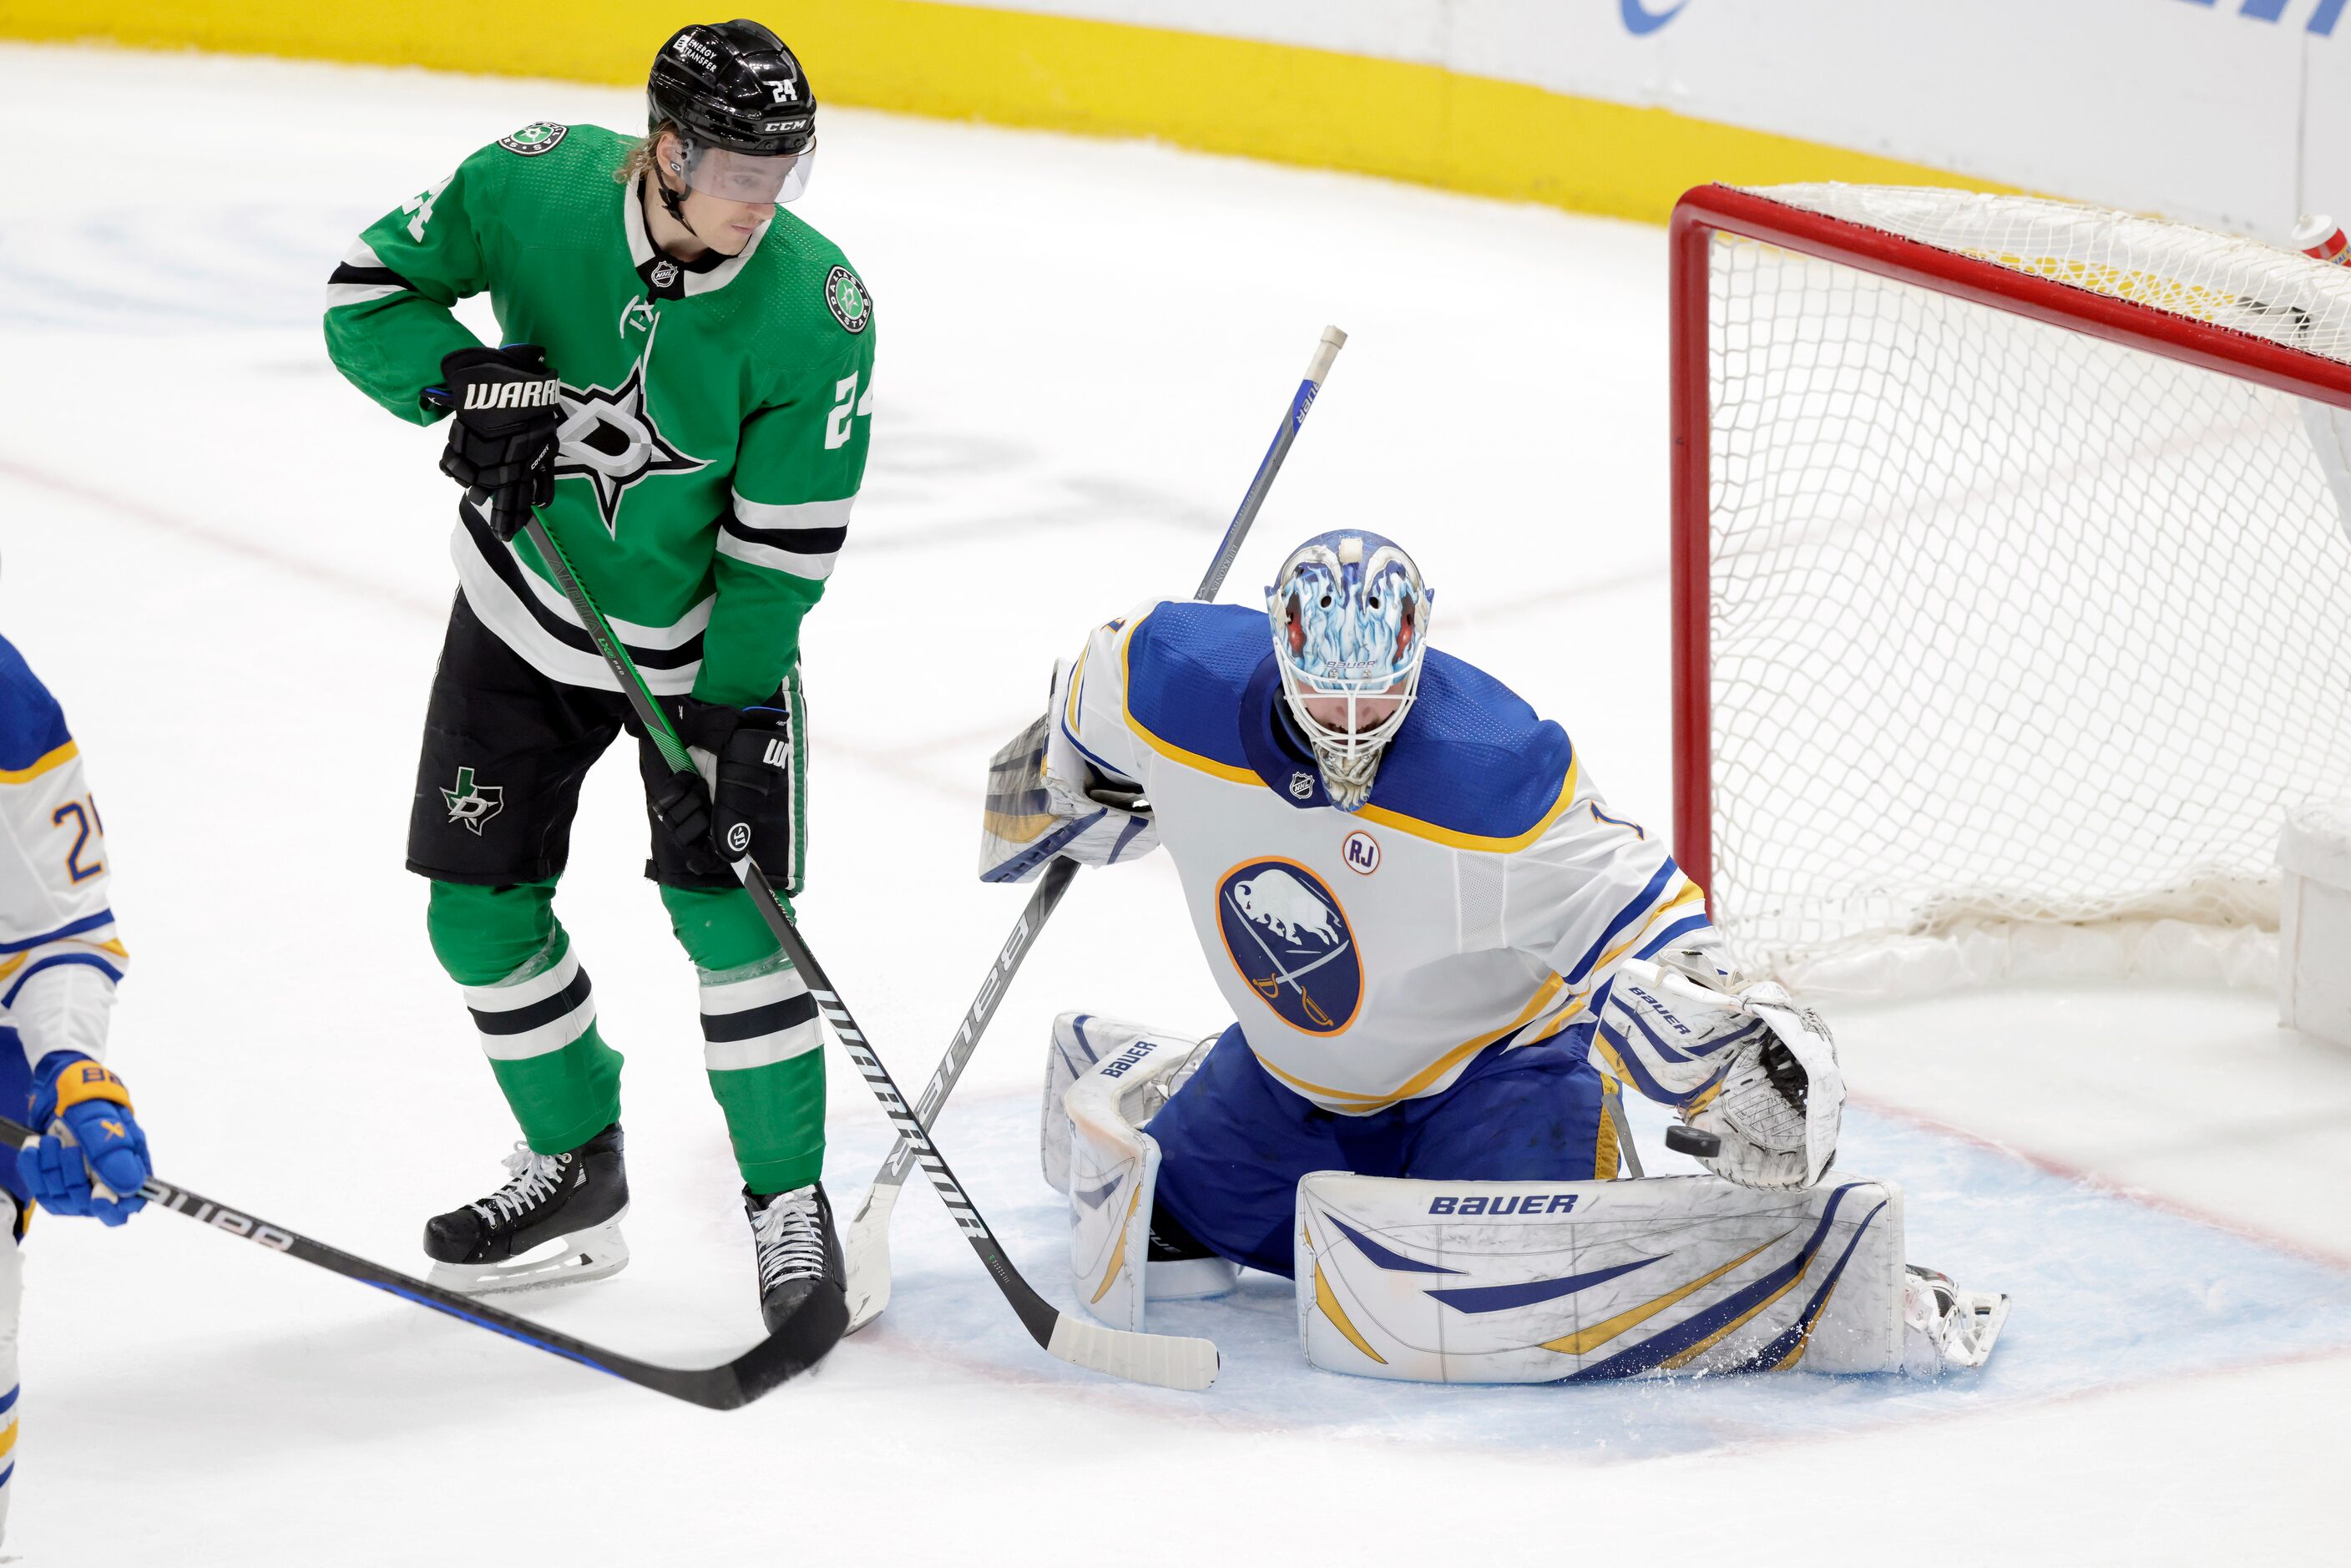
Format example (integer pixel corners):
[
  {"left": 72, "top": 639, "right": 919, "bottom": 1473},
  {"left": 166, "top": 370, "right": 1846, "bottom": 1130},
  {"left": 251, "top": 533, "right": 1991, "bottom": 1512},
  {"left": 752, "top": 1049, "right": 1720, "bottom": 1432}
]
[{"left": 23, "top": 1053, "right": 150, "bottom": 1225}]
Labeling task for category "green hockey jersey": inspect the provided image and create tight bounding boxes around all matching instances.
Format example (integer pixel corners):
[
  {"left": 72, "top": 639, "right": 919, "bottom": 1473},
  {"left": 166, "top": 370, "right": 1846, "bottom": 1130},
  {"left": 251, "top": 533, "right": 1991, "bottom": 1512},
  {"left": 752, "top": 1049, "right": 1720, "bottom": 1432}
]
[{"left": 324, "top": 121, "right": 874, "bottom": 705}]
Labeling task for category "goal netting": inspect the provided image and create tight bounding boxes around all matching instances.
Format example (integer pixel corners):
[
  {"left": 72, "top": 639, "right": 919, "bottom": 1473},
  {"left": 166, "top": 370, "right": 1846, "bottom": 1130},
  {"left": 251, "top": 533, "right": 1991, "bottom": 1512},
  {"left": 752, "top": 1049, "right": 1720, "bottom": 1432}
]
[{"left": 1674, "top": 184, "right": 2351, "bottom": 997}]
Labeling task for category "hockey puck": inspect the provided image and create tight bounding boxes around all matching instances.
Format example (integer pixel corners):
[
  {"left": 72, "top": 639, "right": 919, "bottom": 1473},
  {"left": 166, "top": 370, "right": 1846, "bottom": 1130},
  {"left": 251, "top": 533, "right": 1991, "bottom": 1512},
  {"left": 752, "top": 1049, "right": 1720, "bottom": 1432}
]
[{"left": 1665, "top": 1125, "right": 1722, "bottom": 1158}]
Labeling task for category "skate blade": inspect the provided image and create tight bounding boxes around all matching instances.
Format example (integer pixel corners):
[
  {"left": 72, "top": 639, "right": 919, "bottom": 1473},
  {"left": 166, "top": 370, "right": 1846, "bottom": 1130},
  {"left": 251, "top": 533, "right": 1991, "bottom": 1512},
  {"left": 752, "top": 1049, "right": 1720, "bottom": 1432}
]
[
  {"left": 427, "top": 1217, "right": 630, "bottom": 1297},
  {"left": 1945, "top": 1290, "right": 2011, "bottom": 1369}
]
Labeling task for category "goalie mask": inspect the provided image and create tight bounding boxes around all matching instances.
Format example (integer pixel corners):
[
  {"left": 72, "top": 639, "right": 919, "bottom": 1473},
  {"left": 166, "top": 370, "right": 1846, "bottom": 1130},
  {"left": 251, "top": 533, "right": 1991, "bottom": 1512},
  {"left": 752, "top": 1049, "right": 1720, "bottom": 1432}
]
[{"left": 1266, "top": 531, "right": 1432, "bottom": 812}]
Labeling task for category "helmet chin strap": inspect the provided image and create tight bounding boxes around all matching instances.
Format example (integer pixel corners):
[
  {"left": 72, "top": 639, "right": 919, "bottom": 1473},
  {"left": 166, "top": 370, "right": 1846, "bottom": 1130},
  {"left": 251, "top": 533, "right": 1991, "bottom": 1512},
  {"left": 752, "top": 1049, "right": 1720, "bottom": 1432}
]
[{"left": 655, "top": 158, "right": 705, "bottom": 242}]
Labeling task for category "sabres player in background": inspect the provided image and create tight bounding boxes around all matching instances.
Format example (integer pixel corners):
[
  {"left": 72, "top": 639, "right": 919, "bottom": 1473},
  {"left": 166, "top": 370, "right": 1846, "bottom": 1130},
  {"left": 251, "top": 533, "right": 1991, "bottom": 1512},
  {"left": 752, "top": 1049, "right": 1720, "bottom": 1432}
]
[
  {"left": 325, "top": 19, "right": 873, "bottom": 1349},
  {"left": 986, "top": 531, "right": 2003, "bottom": 1379},
  {"left": 0, "top": 633, "right": 155, "bottom": 1537}
]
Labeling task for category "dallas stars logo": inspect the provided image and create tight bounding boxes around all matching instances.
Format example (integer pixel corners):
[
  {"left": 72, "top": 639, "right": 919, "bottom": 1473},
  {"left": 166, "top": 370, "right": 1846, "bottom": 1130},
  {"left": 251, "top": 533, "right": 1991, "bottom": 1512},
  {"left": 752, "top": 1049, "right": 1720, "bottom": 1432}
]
[
  {"left": 442, "top": 766, "right": 503, "bottom": 834},
  {"left": 554, "top": 361, "right": 706, "bottom": 531}
]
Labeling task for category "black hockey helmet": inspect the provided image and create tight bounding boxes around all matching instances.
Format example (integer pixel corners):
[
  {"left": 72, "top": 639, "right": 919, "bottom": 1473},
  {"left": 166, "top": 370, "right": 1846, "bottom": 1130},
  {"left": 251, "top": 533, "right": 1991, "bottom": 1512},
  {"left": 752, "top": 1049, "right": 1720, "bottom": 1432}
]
[{"left": 647, "top": 20, "right": 816, "bottom": 157}]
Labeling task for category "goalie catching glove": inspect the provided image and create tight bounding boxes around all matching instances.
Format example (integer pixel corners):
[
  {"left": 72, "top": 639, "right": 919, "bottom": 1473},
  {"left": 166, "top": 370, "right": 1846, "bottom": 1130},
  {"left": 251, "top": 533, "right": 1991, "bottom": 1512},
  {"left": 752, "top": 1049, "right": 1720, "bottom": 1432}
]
[
  {"left": 1596, "top": 948, "right": 1843, "bottom": 1189},
  {"left": 978, "top": 660, "right": 1160, "bottom": 884}
]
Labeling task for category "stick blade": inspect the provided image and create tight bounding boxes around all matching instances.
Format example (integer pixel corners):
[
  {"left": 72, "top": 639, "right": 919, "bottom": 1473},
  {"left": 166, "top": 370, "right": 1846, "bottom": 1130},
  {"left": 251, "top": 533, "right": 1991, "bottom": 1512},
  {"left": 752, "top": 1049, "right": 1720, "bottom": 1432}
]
[
  {"left": 842, "top": 1181, "right": 902, "bottom": 1334},
  {"left": 1045, "top": 1313, "right": 1220, "bottom": 1391}
]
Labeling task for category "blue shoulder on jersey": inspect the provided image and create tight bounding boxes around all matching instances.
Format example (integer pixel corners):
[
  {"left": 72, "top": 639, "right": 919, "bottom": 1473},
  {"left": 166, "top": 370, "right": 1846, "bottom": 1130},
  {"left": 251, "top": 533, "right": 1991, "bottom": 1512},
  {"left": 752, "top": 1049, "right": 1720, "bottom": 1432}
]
[
  {"left": 1367, "top": 654, "right": 1575, "bottom": 840},
  {"left": 0, "top": 637, "right": 73, "bottom": 774},
  {"left": 1123, "top": 603, "right": 1575, "bottom": 841},
  {"left": 1123, "top": 603, "right": 1268, "bottom": 771}
]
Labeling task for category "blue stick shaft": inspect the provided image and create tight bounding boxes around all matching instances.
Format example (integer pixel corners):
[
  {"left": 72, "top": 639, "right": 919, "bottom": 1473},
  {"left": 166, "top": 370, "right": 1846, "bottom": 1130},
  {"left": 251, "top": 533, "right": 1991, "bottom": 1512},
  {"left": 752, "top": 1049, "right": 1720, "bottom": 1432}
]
[{"left": 1194, "top": 325, "right": 1348, "bottom": 602}]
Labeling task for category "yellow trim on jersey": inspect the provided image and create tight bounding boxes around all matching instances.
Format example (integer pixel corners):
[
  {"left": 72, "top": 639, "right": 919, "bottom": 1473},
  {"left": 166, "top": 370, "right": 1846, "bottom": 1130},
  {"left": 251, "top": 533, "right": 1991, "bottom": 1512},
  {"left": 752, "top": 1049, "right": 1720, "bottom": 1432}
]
[
  {"left": 0, "top": 740, "right": 78, "bottom": 784},
  {"left": 1587, "top": 1026, "right": 1641, "bottom": 1095},
  {"left": 0, "top": 1417, "right": 17, "bottom": 1459},
  {"left": 1064, "top": 641, "right": 1090, "bottom": 736},
  {"left": 1255, "top": 974, "right": 1574, "bottom": 1112},
  {"left": 0, "top": 935, "right": 128, "bottom": 988},
  {"left": 1353, "top": 755, "right": 1581, "bottom": 854},
  {"left": 1115, "top": 605, "right": 1261, "bottom": 787},
  {"left": 1112, "top": 599, "right": 1590, "bottom": 839},
  {"left": 1581, "top": 877, "right": 1708, "bottom": 984}
]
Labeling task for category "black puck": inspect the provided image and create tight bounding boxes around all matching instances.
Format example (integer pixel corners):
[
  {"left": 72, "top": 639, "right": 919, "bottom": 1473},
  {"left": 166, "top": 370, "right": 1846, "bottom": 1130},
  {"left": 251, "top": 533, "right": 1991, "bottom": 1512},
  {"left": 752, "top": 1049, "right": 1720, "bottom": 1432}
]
[{"left": 1665, "top": 1124, "right": 1722, "bottom": 1158}]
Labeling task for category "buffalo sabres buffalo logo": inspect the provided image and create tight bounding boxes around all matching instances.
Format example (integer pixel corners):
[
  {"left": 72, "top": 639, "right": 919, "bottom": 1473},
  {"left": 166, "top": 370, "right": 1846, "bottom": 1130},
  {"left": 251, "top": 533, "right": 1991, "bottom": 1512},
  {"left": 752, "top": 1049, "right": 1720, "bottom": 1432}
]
[{"left": 1215, "top": 858, "right": 1362, "bottom": 1034}]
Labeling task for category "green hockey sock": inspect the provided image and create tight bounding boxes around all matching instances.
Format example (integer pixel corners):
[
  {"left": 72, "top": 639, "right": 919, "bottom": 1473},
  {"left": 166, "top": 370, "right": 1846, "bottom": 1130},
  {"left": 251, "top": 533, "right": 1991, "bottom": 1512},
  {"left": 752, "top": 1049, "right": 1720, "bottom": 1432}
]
[
  {"left": 663, "top": 885, "right": 826, "bottom": 1192},
  {"left": 427, "top": 880, "right": 623, "bottom": 1156}
]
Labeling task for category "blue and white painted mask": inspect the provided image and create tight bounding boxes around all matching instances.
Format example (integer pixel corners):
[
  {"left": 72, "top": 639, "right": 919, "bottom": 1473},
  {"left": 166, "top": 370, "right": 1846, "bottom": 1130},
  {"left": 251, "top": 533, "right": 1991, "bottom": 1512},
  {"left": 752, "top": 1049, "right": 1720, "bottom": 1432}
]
[{"left": 1266, "top": 530, "right": 1432, "bottom": 811}]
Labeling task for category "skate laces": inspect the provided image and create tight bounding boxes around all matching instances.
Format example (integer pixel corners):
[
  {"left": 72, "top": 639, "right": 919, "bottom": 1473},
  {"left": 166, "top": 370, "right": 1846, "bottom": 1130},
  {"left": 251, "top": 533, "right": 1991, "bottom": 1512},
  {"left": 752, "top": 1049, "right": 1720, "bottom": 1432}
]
[
  {"left": 751, "top": 1186, "right": 827, "bottom": 1287},
  {"left": 473, "top": 1142, "right": 569, "bottom": 1224}
]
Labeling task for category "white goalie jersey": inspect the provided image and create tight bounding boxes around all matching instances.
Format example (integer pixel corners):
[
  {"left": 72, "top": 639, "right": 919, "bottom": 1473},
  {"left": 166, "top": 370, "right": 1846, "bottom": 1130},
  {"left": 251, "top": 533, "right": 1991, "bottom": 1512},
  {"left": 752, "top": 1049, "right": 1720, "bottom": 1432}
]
[
  {"left": 1036, "top": 598, "right": 1720, "bottom": 1115},
  {"left": 0, "top": 635, "right": 126, "bottom": 1065}
]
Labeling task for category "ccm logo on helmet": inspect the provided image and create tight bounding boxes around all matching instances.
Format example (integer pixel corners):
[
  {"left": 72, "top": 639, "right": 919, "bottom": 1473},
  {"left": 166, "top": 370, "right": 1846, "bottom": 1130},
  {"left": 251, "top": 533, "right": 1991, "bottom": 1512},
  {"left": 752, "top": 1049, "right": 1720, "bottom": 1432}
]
[
  {"left": 1428, "top": 1193, "right": 1579, "bottom": 1216},
  {"left": 463, "top": 378, "right": 561, "bottom": 412},
  {"left": 761, "top": 118, "right": 810, "bottom": 134}
]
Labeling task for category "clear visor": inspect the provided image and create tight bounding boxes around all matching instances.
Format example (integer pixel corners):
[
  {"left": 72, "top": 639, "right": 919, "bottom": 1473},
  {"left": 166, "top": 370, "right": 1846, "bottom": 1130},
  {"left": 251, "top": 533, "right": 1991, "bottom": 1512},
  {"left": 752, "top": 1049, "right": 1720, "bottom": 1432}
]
[{"left": 682, "top": 141, "right": 815, "bottom": 205}]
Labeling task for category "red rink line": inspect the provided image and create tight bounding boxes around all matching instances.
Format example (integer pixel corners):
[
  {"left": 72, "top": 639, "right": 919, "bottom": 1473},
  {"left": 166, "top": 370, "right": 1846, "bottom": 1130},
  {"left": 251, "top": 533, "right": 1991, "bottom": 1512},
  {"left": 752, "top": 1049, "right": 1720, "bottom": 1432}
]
[
  {"left": 0, "top": 455, "right": 448, "bottom": 621},
  {"left": 1849, "top": 1088, "right": 2351, "bottom": 1274}
]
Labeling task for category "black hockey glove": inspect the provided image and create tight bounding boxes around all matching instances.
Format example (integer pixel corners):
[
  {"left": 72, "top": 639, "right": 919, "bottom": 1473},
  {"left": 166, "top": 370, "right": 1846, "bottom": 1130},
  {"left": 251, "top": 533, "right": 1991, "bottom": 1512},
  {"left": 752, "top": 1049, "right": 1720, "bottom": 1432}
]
[
  {"left": 645, "top": 699, "right": 796, "bottom": 875},
  {"left": 429, "top": 345, "right": 563, "bottom": 539}
]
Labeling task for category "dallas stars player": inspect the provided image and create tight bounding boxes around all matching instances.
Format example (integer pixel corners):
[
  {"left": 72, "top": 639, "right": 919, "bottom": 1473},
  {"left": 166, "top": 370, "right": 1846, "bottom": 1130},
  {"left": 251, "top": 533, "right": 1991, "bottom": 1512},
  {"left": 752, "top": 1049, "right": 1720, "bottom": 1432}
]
[{"left": 323, "top": 20, "right": 872, "bottom": 1346}]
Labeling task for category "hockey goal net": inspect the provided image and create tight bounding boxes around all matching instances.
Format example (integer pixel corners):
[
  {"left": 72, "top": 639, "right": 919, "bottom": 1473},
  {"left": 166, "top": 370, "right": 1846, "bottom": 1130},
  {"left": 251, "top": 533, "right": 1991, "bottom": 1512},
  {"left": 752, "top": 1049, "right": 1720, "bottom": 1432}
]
[{"left": 1672, "top": 184, "right": 2351, "bottom": 996}]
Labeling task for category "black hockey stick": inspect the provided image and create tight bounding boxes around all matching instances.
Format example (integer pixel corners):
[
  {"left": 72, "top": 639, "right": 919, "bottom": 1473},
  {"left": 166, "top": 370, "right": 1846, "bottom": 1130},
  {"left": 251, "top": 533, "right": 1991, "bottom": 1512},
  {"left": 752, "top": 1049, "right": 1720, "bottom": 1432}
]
[
  {"left": 0, "top": 1114, "right": 817, "bottom": 1410},
  {"left": 841, "top": 326, "right": 1349, "bottom": 1333},
  {"left": 511, "top": 504, "right": 1220, "bottom": 1391}
]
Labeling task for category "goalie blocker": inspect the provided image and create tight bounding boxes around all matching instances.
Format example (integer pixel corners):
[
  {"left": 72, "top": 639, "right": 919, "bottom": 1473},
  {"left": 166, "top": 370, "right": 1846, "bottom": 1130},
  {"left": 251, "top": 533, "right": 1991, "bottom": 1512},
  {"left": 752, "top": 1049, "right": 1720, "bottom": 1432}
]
[{"left": 1047, "top": 1015, "right": 2005, "bottom": 1382}]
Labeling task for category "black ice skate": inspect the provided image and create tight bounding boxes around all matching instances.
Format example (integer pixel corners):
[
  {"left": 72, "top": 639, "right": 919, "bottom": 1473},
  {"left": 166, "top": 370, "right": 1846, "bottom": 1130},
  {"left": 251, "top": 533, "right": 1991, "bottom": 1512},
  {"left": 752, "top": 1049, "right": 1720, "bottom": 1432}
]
[
  {"left": 423, "top": 1123, "right": 630, "bottom": 1294},
  {"left": 744, "top": 1181, "right": 848, "bottom": 1355}
]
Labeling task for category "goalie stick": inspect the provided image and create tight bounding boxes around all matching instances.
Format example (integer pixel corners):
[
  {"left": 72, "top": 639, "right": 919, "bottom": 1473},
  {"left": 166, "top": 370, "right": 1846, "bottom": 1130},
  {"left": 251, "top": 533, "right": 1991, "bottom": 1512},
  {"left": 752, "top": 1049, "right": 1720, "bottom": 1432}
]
[
  {"left": 509, "top": 500, "right": 1220, "bottom": 1393},
  {"left": 0, "top": 1114, "right": 822, "bottom": 1410},
  {"left": 843, "top": 326, "right": 1349, "bottom": 1334}
]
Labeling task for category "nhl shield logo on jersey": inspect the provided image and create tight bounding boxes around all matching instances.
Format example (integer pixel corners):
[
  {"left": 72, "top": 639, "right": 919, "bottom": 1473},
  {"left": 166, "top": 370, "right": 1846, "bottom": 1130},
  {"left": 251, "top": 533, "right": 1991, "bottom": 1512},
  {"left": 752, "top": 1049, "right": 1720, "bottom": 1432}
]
[
  {"left": 442, "top": 766, "right": 503, "bottom": 834},
  {"left": 824, "top": 266, "right": 871, "bottom": 334},
  {"left": 498, "top": 122, "right": 569, "bottom": 157},
  {"left": 1215, "top": 858, "right": 1362, "bottom": 1034}
]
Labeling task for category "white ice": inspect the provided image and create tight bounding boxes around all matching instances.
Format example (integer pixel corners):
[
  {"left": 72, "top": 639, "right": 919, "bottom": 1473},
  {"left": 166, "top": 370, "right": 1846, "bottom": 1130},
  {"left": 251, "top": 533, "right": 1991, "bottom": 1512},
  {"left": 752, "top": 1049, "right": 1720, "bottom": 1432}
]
[{"left": 0, "top": 43, "right": 2344, "bottom": 1565}]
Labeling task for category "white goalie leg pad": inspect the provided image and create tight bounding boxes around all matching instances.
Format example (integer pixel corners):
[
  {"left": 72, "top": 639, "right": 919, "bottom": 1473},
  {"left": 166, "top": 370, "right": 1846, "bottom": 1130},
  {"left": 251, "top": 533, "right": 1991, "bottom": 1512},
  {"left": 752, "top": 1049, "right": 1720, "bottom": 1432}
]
[
  {"left": 1064, "top": 1026, "right": 1231, "bottom": 1329},
  {"left": 1297, "top": 1171, "right": 2004, "bottom": 1383},
  {"left": 1042, "top": 1011, "right": 1209, "bottom": 1194}
]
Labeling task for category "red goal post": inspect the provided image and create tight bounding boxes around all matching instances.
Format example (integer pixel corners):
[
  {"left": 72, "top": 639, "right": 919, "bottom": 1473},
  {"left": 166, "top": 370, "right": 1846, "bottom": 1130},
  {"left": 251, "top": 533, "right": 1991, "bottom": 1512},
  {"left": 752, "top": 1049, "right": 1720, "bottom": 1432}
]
[{"left": 1669, "top": 183, "right": 2351, "bottom": 992}]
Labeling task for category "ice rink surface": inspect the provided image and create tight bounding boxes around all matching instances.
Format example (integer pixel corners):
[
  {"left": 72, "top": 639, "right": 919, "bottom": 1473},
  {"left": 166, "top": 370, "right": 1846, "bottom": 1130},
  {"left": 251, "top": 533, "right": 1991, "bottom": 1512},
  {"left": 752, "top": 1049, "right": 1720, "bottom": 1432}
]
[{"left": 2, "top": 43, "right": 2346, "bottom": 1565}]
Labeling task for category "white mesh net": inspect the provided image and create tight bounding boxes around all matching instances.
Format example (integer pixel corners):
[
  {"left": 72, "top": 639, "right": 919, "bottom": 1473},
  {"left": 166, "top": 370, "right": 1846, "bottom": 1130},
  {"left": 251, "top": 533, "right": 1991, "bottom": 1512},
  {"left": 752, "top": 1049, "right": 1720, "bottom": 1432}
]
[{"left": 1700, "top": 184, "right": 2351, "bottom": 995}]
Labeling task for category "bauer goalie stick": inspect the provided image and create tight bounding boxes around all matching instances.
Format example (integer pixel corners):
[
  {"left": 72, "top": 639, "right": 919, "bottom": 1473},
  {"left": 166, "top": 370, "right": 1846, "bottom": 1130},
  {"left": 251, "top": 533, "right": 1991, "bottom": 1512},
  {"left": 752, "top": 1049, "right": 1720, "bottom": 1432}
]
[
  {"left": 842, "top": 326, "right": 1349, "bottom": 1334},
  {"left": 506, "top": 502, "right": 1220, "bottom": 1393},
  {"left": 0, "top": 1114, "right": 815, "bottom": 1410}
]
